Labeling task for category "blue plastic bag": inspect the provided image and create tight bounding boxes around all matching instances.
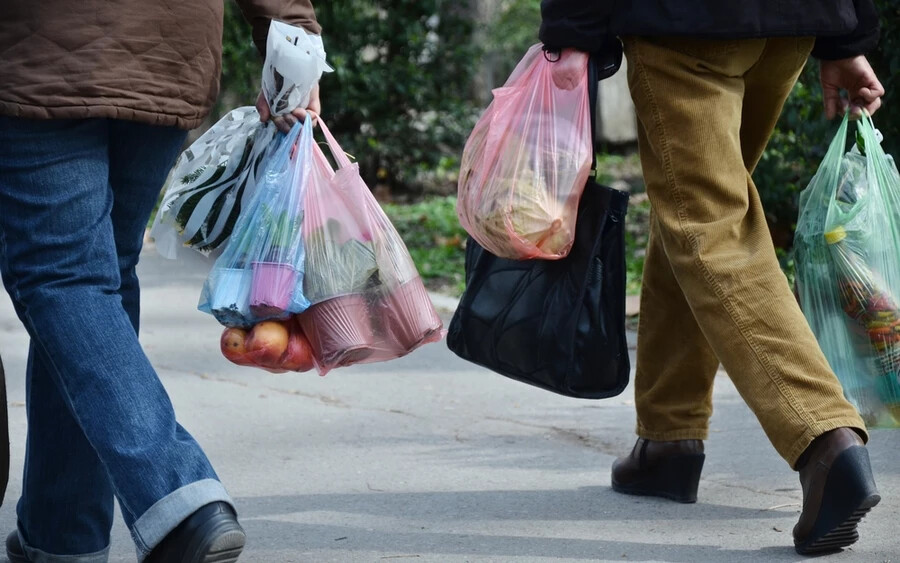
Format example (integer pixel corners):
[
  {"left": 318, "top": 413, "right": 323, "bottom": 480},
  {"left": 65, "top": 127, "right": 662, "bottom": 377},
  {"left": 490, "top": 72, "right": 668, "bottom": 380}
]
[{"left": 199, "top": 117, "right": 314, "bottom": 327}]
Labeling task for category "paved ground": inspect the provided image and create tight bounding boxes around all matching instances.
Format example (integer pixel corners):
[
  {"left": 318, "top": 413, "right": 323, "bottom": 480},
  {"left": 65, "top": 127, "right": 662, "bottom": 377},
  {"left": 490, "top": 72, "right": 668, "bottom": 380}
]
[{"left": 0, "top": 246, "right": 897, "bottom": 562}]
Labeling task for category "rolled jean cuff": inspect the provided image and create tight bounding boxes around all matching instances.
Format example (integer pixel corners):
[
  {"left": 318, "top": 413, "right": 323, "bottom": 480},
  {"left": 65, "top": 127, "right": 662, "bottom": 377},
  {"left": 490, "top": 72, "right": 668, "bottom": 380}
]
[
  {"left": 132, "top": 478, "right": 234, "bottom": 560},
  {"left": 19, "top": 532, "right": 109, "bottom": 563}
]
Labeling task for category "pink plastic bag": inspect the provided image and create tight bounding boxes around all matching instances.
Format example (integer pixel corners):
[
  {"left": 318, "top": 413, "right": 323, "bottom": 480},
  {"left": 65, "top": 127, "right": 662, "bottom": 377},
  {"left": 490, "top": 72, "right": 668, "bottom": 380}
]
[
  {"left": 296, "top": 117, "right": 444, "bottom": 375},
  {"left": 458, "top": 44, "right": 593, "bottom": 260}
]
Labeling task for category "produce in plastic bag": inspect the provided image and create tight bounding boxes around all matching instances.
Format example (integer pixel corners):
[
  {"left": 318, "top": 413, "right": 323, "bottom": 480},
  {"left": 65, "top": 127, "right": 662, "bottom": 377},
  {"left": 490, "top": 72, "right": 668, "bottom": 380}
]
[
  {"left": 458, "top": 43, "right": 592, "bottom": 260},
  {"left": 795, "top": 113, "right": 900, "bottom": 427},
  {"left": 827, "top": 227, "right": 900, "bottom": 419},
  {"left": 151, "top": 107, "right": 277, "bottom": 258},
  {"left": 261, "top": 20, "right": 333, "bottom": 116},
  {"left": 199, "top": 118, "right": 313, "bottom": 328},
  {"left": 220, "top": 318, "right": 315, "bottom": 373},
  {"left": 296, "top": 117, "right": 443, "bottom": 374}
]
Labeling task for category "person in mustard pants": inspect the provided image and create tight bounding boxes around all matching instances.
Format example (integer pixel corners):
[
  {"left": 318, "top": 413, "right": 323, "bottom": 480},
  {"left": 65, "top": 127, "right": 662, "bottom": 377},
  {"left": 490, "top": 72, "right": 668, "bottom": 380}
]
[{"left": 540, "top": 0, "right": 885, "bottom": 555}]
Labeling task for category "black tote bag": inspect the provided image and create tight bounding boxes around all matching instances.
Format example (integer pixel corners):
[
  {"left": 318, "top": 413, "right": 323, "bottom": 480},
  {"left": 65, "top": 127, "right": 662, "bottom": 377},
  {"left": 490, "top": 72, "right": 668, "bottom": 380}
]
[{"left": 447, "top": 47, "right": 631, "bottom": 399}]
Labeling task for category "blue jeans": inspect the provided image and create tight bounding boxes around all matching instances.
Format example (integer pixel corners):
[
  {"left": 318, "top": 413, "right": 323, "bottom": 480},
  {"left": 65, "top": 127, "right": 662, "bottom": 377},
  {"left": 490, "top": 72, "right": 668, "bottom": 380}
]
[{"left": 0, "top": 117, "right": 234, "bottom": 562}]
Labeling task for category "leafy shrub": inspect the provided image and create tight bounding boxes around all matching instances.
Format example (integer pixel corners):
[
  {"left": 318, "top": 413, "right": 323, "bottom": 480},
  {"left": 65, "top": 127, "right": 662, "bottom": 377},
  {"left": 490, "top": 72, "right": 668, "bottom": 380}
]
[
  {"left": 382, "top": 196, "right": 468, "bottom": 294},
  {"left": 218, "top": 1, "right": 481, "bottom": 195},
  {"left": 310, "top": 1, "right": 480, "bottom": 194}
]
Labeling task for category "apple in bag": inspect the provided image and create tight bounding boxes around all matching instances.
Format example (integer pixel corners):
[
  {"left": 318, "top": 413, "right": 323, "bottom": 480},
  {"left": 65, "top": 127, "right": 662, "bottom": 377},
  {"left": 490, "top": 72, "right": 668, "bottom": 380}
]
[
  {"left": 280, "top": 320, "right": 316, "bottom": 372},
  {"left": 246, "top": 320, "right": 290, "bottom": 369},
  {"left": 220, "top": 328, "right": 254, "bottom": 366}
]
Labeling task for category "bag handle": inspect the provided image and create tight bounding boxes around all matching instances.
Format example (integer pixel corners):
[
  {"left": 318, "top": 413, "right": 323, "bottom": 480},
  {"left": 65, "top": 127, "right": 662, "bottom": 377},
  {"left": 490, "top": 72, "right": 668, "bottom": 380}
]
[
  {"left": 307, "top": 112, "right": 353, "bottom": 171},
  {"left": 273, "top": 118, "right": 305, "bottom": 165},
  {"left": 857, "top": 111, "right": 890, "bottom": 168},
  {"left": 856, "top": 111, "right": 900, "bottom": 230}
]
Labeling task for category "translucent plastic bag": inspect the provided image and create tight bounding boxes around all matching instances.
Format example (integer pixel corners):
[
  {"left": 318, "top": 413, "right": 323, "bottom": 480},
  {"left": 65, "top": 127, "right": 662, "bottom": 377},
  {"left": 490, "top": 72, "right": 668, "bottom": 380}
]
[
  {"left": 296, "top": 117, "right": 443, "bottom": 374},
  {"left": 261, "top": 20, "right": 333, "bottom": 116},
  {"left": 457, "top": 44, "right": 593, "bottom": 260},
  {"left": 151, "top": 107, "right": 277, "bottom": 258},
  {"left": 795, "top": 113, "right": 900, "bottom": 427},
  {"left": 199, "top": 118, "right": 313, "bottom": 328}
]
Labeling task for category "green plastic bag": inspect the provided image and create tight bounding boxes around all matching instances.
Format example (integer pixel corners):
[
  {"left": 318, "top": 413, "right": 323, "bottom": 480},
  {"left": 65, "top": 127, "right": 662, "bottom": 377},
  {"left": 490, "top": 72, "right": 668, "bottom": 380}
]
[{"left": 795, "top": 113, "right": 900, "bottom": 428}]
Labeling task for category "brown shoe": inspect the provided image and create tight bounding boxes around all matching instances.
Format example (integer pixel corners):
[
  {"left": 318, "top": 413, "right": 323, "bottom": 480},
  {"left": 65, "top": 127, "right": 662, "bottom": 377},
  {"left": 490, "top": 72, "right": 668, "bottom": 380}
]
[
  {"left": 793, "top": 428, "right": 880, "bottom": 555},
  {"left": 611, "top": 438, "right": 705, "bottom": 503}
]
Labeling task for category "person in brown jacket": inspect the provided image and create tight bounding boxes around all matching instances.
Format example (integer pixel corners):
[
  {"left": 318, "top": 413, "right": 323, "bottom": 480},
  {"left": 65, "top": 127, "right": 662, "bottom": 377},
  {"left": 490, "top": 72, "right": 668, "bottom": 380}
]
[{"left": 0, "top": 2, "right": 322, "bottom": 562}]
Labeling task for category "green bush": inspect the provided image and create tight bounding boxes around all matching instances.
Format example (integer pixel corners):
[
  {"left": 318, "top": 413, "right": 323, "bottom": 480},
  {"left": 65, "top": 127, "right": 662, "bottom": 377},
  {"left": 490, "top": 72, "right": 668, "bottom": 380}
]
[
  {"left": 218, "top": 1, "right": 480, "bottom": 195},
  {"left": 310, "top": 1, "right": 480, "bottom": 194},
  {"left": 481, "top": 0, "right": 542, "bottom": 92},
  {"left": 382, "top": 196, "right": 468, "bottom": 294},
  {"left": 624, "top": 196, "right": 650, "bottom": 295},
  {"left": 219, "top": 0, "right": 263, "bottom": 111},
  {"left": 868, "top": 0, "right": 900, "bottom": 157}
]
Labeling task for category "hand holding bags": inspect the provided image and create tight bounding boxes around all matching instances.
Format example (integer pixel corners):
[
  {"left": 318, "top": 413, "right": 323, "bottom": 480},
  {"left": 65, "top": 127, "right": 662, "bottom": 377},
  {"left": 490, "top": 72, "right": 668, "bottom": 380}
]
[
  {"left": 261, "top": 20, "right": 333, "bottom": 116},
  {"left": 152, "top": 21, "right": 333, "bottom": 258}
]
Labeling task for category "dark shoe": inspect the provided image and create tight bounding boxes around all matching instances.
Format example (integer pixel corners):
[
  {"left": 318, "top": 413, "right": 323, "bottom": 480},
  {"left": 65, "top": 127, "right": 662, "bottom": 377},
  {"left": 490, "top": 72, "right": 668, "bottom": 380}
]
[
  {"left": 793, "top": 428, "right": 880, "bottom": 555},
  {"left": 610, "top": 438, "right": 705, "bottom": 503},
  {"left": 6, "top": 531, "right": 30, "bottom": 563},
  {"left": 145, "top": 502, "right": 245, "bottom": 563}
]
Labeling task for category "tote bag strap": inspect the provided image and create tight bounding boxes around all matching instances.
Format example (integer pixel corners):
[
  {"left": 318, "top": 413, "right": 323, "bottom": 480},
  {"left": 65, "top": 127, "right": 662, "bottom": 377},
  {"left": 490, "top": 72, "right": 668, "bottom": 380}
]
[{"left": 587, "top": 37, "right": 624, "bottom": 173}]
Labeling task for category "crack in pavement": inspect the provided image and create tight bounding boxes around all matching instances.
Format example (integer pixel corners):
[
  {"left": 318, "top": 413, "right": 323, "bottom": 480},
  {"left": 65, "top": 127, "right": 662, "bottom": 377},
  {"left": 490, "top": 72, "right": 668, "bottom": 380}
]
[
  {"left": 704, "top": 478, "right": 801, "bottom": 502},
  {"left": 481, "top": 416, "right": 622, "bottom": 456},
  {"left": 549, "top": 426, "right": 623, "bottom": 456},
  {"left": 156, "top": 364, "right": 422, "bottom": 419}
]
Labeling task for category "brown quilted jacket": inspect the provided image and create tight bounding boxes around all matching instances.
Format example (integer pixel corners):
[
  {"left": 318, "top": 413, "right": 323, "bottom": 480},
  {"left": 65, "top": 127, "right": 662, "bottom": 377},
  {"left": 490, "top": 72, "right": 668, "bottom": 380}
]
[{"left": 0, "top": 1, "right": 320, "bottom": 130}]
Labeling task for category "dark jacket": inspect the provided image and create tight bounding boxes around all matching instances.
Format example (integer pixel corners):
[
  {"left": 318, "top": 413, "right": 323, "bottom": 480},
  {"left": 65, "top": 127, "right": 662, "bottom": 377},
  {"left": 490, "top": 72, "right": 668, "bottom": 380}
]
[
  {"left": 0, "top": 1, "right": 320, "bottom": 130},
  {"left": 540, "top": 0, "right": 880, "bottom": 60}
]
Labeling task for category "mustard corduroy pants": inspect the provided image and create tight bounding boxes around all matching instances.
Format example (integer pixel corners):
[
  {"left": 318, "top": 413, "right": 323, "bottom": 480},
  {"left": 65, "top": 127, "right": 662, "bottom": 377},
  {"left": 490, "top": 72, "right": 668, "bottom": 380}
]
[{"left": 622, "top": 36, "right": 867, "bottom": 467}]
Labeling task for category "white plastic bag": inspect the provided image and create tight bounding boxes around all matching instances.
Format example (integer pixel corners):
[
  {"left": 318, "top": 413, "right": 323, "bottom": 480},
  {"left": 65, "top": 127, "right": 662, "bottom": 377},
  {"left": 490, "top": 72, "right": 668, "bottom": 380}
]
[
  {"left": 151, "top": 107, "right": 277, "bottom": 259},
  {"left": 261, "top": 20, "right": 333, "bottom": 116}
]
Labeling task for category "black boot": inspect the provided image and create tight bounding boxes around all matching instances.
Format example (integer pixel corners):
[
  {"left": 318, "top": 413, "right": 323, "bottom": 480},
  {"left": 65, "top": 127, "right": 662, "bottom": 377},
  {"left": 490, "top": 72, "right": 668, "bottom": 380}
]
[
  {"left": 144, "top": 501, "right": 245, "bottom": 563},
  {"left": 611, "top": 438, "right": 705, "bottom": 503},
  {"left": 6, "top": 531, "right": 30, "bottom": 563},
  {"left": 793, "top": 428, "right": 880, "bottom": 555}
]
